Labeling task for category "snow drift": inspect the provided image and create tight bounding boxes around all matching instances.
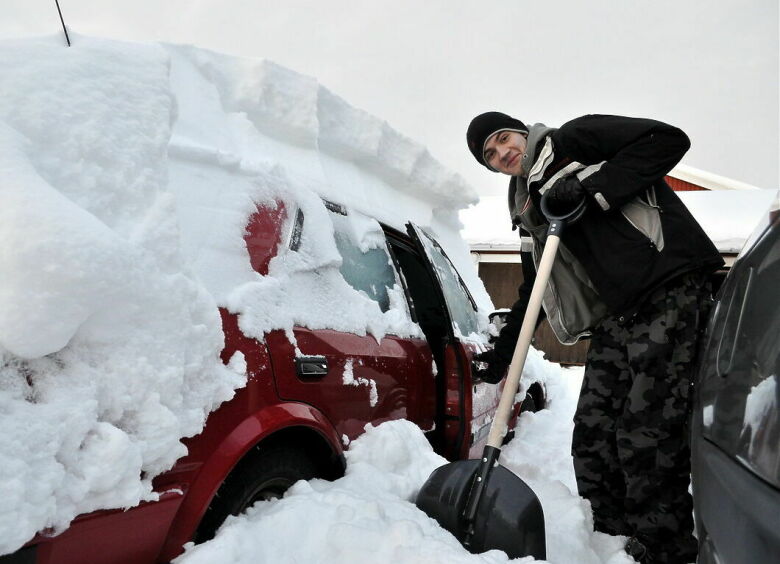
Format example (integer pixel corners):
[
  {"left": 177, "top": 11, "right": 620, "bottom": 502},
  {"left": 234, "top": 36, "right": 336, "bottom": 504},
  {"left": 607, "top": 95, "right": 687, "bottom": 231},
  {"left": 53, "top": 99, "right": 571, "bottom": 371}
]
[
  {"left": 175, "top": 364, "right": 636, "bottom": 564},
  {"left": 0, "top": 34, "right": 485, "bottom": 554}
]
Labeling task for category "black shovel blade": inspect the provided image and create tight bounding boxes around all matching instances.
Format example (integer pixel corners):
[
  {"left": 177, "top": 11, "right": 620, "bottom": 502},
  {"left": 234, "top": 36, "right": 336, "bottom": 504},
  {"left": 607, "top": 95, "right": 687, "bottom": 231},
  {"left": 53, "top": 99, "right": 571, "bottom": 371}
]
[{"left": 415, "top": 459, "right": 546, "bottom": 560}]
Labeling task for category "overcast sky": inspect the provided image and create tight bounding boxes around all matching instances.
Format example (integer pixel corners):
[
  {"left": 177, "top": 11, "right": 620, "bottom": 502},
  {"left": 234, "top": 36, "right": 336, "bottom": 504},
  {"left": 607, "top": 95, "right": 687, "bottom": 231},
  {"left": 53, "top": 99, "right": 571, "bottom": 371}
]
[{"left": 4, "top": 1, "right": 778, "bottom": 197}]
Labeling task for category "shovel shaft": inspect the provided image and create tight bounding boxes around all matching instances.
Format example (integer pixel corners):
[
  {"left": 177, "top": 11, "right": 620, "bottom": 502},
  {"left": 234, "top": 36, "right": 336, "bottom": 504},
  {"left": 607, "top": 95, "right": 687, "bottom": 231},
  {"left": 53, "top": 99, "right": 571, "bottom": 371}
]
[
  {"left": 486, "top": 225, "right": 562, "bottom": 449},
  {"left": 461, "top": 445, "right": 501, "bottom": 544}
]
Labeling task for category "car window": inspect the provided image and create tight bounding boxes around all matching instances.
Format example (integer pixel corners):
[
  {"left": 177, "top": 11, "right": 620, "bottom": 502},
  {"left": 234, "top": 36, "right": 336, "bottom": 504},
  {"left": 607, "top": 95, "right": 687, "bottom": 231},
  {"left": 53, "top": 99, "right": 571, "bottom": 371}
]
[
  {"left": 731, "top": 230, "right": 780, "bottom": 487},
  {"left": 328, "top": 203, "right": 402, "bottom": 315},
  {"left": 703, "top": 219, "right": 780, "bottom": 488},
  {"left": 415, "top": 229, "right": 480, "bottom": 337}
]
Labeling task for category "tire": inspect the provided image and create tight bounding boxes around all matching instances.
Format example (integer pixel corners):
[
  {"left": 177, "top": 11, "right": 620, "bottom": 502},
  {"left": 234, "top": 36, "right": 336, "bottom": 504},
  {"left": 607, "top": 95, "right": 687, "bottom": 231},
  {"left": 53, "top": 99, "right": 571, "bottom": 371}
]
[{"left": 195, "top": 444, "right": 318, "bottom": 543}]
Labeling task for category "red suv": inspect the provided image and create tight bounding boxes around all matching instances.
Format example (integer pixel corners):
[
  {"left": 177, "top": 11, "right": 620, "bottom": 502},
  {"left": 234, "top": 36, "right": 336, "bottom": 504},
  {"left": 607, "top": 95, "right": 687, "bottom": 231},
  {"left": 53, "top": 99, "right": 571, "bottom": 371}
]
[{"left": 11, "top": 196, "right": 542, "bottom": 564}]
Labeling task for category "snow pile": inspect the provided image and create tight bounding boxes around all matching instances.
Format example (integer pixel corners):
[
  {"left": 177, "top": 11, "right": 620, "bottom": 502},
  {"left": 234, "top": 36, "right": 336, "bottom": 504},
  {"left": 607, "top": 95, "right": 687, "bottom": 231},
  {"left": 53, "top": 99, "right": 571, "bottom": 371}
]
[
  {"left": 0, "top": 33, "right": 488, "bottom": 554},
  {"left": 165, "top": 44, "right": 476, "bottom": 213},
  {"left": 164, "top": 43, "right": 492, "bottom": 334},
  {"left": 176, "top": 357, "right": 634, "bottom": 564},
  {"left": 500, "top": 367, "right": 633, "bottom": 564},
  {"left": 0, "top": 37, "right": 246, "bottom": 554}
]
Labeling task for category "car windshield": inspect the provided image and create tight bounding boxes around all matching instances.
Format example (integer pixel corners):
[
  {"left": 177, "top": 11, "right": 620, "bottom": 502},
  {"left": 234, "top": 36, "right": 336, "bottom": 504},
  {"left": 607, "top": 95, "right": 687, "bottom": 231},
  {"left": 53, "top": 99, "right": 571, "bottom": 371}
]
[{"left": 416, "top": 229, "right": 480, "bottom": 337}]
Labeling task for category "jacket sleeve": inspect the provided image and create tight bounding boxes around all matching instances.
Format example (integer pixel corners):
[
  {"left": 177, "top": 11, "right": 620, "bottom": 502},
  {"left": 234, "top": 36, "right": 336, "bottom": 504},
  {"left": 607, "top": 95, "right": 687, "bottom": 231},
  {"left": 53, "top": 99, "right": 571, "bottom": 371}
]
[
  {"left": 493, "top": 248, "right": 546, "bottom": 362},
  {"left": 556, "top": 114, "right": 691, "bottom": 211}
]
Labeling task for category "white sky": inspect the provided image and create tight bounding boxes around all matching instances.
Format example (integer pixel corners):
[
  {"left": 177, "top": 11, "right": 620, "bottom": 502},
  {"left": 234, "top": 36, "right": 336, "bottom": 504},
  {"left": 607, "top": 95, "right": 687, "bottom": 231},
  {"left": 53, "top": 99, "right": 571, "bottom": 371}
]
[{"left": 4, "top": 1, "right": 779, "bottom": 197}]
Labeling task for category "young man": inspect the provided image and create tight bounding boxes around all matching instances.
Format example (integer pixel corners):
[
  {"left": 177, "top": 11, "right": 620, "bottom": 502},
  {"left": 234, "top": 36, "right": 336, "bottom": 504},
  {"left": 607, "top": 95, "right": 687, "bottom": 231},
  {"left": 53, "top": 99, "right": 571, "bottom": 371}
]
[{"left": 467, "top": 112, "right": 723, "bottom": 564}]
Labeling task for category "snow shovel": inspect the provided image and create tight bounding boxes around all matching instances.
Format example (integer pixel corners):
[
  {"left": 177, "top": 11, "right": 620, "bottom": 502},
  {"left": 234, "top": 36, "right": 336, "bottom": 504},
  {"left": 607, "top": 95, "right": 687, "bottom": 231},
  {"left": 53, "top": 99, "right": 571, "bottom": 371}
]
[{"left": 415, "top": 194, "right": 587, "bottom": 560}]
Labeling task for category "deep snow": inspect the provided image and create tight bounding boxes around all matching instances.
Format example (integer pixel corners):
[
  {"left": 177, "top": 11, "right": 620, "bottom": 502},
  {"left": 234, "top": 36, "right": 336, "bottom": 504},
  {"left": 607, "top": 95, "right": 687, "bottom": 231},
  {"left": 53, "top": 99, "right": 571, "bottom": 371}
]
[
  {"left": 0, "top": 33, "right": 490, "bottom": 555},
  {"left": 175, "top": 363, "right": 635, "bottom": 564},
  {"left": 0, "top": 36, "right": 243, "bottom": 554}
]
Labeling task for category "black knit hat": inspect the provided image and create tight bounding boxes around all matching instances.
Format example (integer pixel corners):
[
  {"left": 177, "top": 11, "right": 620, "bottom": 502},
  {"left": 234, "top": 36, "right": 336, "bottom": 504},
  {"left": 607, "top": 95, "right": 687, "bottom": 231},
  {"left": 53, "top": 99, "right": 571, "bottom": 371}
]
[{"left": 467, "top": 112, "right": 528, "bottom": 171}]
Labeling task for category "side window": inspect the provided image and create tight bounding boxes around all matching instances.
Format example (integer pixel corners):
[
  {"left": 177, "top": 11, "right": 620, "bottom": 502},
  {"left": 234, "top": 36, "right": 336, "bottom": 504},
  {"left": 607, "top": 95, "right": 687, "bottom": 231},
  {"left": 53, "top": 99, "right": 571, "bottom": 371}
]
[
  {"left": 417, "top": 230, "right": 480, "bottom": 337},
  {"left": 244, "top": 200, "right": 288, "bottom": 275},
  {"left": 732, "top": 231, "right": 780, "bottom": 487},
  {"left": 327, "top": 203, "right": 400, "bottom": 314},
  {"left": 706, "top": 223, "right": 780, "bottom": 489}
]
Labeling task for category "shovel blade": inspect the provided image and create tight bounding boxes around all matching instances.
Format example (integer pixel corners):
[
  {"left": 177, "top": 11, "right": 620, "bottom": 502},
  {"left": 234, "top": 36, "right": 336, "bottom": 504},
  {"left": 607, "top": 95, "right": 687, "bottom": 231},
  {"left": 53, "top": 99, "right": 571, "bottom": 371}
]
[{"left": 415, "top": 459, "right": 546, "bottom": 560}]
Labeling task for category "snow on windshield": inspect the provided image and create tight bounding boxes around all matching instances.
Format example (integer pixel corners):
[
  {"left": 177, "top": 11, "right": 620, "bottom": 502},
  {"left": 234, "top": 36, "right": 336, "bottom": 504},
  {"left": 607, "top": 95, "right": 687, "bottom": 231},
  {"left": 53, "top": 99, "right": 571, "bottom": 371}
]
[{"left": 0, "top": 34, "right": 487, "bottom": 554}]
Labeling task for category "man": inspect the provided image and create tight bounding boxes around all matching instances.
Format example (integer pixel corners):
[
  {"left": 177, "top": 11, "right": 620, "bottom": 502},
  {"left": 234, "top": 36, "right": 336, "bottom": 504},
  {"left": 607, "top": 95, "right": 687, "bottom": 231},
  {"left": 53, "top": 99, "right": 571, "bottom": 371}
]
[{"left": 467, "top": 112, "right": 723, "bottom": 563}]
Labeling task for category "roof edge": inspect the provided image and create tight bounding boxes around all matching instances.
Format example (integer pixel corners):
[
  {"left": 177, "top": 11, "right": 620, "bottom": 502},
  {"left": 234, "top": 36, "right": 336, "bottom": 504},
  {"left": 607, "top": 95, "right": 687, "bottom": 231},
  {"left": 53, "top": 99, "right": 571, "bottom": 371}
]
[{"left": 670, "top": 164, "right": 761, "bottom": 191}]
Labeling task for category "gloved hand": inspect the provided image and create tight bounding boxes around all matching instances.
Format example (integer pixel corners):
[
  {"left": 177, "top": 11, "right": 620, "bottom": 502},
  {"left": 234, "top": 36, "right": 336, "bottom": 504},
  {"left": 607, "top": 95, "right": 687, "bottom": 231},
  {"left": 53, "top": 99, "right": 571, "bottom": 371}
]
[
  {"left": 546, "top": 176, "right": 586, "bottom": 207},
  {"left": 472, "top": 349, "right": 509, "bottom": 384}
]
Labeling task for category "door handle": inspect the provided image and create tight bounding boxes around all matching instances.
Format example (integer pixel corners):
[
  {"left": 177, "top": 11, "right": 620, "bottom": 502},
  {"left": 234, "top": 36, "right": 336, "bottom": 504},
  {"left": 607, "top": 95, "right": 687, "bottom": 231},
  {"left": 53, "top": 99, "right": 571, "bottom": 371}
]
[{"left": 296, "top": 356, "right": 328, "bottom": 379}]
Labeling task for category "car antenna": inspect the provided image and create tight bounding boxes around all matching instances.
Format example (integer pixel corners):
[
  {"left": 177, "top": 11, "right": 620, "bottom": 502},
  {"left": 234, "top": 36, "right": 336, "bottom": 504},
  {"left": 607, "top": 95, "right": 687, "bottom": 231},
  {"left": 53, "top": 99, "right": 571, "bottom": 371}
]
[{"left": 55, "top": 0, "right": 71, "bottom": 46}]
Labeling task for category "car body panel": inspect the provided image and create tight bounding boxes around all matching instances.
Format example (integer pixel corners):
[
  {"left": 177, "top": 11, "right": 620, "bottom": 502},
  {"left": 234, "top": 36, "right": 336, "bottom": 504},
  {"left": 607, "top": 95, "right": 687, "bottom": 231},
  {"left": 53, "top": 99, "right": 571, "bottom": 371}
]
[{"left": 268, "top": 328, "right": 435, "bottom": 443}]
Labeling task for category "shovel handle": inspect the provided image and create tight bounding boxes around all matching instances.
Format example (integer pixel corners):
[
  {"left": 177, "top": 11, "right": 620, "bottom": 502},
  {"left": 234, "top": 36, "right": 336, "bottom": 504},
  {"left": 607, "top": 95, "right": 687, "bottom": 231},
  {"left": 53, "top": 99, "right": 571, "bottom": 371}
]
[
  {"left": 461, "top": 444, "right": 501, "bottom": 543},
  {"left": 486, "top": 219, "right": 563, "bottom": 449}
]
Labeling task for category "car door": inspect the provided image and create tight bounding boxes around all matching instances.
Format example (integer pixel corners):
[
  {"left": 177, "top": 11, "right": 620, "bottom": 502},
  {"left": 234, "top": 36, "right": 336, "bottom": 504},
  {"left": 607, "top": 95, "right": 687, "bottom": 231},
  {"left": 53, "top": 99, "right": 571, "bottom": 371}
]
[
  {"left": 406, "top": 223, "right": 507, "bottom": 460},
  {"left": 693, "top": 204, "right": 780, "bottom": 564},
  {"left": 267, "top": 201, "right": 433, "bottom": 444}
]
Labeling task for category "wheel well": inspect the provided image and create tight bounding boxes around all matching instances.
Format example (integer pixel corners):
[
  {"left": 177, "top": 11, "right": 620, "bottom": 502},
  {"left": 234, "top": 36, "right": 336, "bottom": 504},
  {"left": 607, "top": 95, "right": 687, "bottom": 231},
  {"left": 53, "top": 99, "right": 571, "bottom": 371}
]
[
  {"left": 249, "top": 426, "right": 345, "bottom": 481},
  {"left": 194, "top": 425, "right": 344, "bottom": 543}
]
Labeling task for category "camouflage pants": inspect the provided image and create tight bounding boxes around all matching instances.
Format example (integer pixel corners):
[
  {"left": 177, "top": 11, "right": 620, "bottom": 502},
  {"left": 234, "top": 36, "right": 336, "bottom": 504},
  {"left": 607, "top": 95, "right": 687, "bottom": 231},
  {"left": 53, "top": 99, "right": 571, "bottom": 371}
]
[{"left": 573, "top": 272, "right": 712, "bottom": 563}]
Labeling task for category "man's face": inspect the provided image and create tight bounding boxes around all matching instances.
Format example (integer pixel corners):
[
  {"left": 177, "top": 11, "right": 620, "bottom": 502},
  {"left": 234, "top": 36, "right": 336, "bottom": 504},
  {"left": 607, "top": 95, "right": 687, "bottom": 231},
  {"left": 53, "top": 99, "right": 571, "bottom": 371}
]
[{"left": 483, "top": 130, "right": 527, "bottom": 176}]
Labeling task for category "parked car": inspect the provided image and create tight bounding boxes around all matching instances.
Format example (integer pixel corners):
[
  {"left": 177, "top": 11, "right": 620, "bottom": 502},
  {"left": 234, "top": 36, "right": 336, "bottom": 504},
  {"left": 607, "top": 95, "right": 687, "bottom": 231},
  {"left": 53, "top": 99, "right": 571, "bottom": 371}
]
[
  {"left": 691, "top": 192, "right": 780, "bottom": 563},
  {"left": 7, "top": 196, "right": 545, "bottom": 564}
]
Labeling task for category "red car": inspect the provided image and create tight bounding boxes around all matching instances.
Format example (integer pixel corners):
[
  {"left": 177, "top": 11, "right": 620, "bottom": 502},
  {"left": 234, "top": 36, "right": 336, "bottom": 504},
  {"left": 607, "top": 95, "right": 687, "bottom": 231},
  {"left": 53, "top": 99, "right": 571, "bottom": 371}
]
[{"left": 10, "top": 197, "right": 544, "bottom": 564}]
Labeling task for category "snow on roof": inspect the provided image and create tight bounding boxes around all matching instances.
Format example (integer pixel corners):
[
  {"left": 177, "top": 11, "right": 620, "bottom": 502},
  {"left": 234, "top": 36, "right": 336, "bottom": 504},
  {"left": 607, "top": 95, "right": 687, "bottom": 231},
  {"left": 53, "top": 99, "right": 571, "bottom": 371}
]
[
  {"left": 459, "top": 195, "right": 518, "bottom": 249},
  {"left": 461, "top": 188, "right": 779, "bottom": 254},
  {"left": 165, "top": 43, "right": 477, "bottom": 213},
  {"left": 676, "top": 188, "right": 779, "bottom": 253}
]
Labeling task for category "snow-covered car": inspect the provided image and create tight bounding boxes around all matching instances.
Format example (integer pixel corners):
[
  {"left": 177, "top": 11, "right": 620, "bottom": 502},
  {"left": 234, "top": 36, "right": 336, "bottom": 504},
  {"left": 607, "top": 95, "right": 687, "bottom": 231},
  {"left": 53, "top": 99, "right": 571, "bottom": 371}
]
[
  {"left": 691, "top": 191, "right": 780, "bottom": 563},
  {"left": 11, "top": 191, "right": 539, "bottom": 564},
  {"left": 0, "top": 38, "right": 545, "bottom": 564}
]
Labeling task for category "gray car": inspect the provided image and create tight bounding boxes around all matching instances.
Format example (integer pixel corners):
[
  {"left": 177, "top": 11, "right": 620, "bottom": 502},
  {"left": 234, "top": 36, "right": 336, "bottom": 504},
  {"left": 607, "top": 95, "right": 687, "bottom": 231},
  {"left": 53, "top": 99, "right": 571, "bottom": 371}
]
[{"left": 691, "top": 192, "right": 780, "bottom": 563}]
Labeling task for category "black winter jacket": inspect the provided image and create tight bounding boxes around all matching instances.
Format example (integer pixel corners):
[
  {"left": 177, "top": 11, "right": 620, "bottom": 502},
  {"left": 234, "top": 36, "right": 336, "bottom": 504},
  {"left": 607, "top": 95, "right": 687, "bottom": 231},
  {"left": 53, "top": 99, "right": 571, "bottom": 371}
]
[{"left": 494, "top": 114, "right": 723, "bottom": 362}]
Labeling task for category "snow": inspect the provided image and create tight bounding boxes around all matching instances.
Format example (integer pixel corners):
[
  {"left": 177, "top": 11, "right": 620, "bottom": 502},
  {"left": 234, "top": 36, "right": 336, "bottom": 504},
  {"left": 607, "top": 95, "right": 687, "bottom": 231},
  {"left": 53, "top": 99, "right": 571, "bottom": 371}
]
[
  {"left": 676, "top": 189, "right": 779, "bottom": 253},
  {"left": 342, "top": 359, "right": 379, "bottom": 408},
  {"left": 460, "top": 196, "right": 520, "bottom": 249},
  {"left": 176, "top": 360, "right": 634, "bottom": 564},
  {"left": 0, "top": 36, "right": 243, "bottom": 554},
  {"left": 0, "top": 33, "right": 489, "bottom": 555},
  {"left": 460, "top": 189, "right": 780, "bottom": 255}
]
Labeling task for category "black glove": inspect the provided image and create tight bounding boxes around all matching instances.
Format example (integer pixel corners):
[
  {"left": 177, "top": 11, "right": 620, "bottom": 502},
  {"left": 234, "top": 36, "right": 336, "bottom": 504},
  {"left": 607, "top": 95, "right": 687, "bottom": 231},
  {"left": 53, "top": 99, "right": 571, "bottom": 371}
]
[
  {"left": 546, "top": 176, "right": 586, "bottom": 209},
  {"left": 472, "top": 349, "right": 509, "bottom": 384}
]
